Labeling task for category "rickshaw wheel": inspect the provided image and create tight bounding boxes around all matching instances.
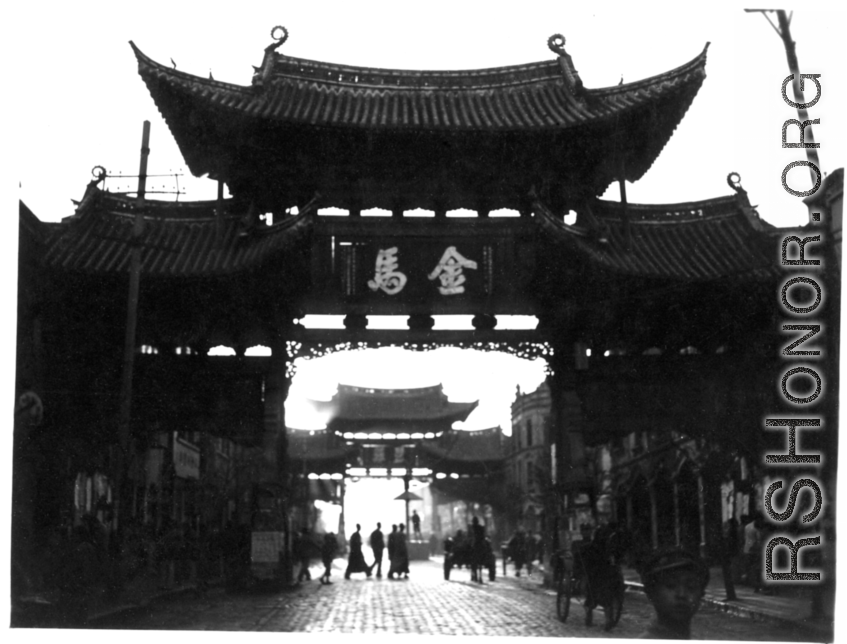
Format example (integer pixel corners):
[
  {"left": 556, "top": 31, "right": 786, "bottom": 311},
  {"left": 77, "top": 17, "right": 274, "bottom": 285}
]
[{"left": 556, "top": 574, "right": 572, "bottom": 622}]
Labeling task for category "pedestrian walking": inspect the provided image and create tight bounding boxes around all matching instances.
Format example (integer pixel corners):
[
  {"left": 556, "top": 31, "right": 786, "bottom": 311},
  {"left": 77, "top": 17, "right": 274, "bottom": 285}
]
[
  {"left": 469, "top": 516, "right": 486, "bottom": 583},
  {"left": 638, "top": 547, "right": 710, "bottom": 640},
  {"left": 387, "top": 525, "right": 398, "bottom": 579},
  {"left": 719, "top": 517, "right": 739, "bottom": 601},
  {"left": 294, "top": 527, "right": 314, "bottom": 583},
  {"left": 389, "top": 524, "right": 409, "bottom": 579},
  {"left": 508, "top": 528, "right": 527, "bottom": 577},
  {"left": 395, "top": 524, "right": 410, "bottom": 578},
  {"left": 742, "top": 513, "right": 763, "bottom": 592},
  {"left": 320, "top": 532, "right": 338, "bottom": 585},
  {"left": 411, "top": 510, "right": 422, "bottom": 540},
  {"left": 345, "top": 524, "right": 371, "bottom": 579},
  {"left": 369, "top": 522, "right": 385, "bottom": 578}
]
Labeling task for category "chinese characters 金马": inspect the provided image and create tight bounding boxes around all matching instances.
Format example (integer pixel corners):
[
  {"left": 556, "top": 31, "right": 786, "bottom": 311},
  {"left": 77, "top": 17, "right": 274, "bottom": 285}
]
[{"left": 367, "top": 245, "right": 478, "bottom": 296}]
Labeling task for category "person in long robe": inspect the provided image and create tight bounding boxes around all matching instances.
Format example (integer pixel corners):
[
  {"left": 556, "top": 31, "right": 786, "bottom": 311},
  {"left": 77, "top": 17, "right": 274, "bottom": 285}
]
[
  {"left": 508, "top": 529, "right": 528, "bottom": 577},
  {"left": 344, "top": 524, "right": 371, "bottom": 579},
  {"left": 394, "top": 524, "right": 410, "bottom": 579},
  {"left": 387, "top": 525, "right": 399, "bottom": 579}
]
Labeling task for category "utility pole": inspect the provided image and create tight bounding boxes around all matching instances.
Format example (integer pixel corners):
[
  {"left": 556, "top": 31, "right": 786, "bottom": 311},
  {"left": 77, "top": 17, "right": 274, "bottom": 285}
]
[
  {"left": 746, "top": 9, "right": 821, "bottom": 182},
  {"left": 115, "top": 120, "right": 150, "bottom": 526}
]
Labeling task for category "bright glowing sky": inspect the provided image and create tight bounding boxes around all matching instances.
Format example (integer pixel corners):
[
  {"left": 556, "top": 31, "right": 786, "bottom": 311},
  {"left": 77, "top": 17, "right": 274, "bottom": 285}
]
[
  {"left": 9, "top": 2, "right": 846, "bottom": 229},
  {"left": 285, "top": 346, "right": 548, "bottom": 434}
]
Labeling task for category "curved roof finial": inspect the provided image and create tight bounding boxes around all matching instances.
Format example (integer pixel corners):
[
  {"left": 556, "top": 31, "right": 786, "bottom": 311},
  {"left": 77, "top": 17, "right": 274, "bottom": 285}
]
[
  {"left": 255, "top": 25, "right": 290, "bottom": 89},
  {"left": 727, "top": 172, "right": 745, "bottom": 194},
  {"left": 547, "top": 33, "right": 566, "bottom": 56},
  {"left": 548, "top": 33, "right": 585, "bottom": 97},
  {"left": 267, "top": 25, "right": 289, "bottom": 52}
]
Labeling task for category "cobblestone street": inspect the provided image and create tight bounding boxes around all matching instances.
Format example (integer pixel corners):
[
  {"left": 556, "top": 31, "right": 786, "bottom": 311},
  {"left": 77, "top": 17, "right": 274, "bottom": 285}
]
[{"left": 99, "top": 559, "right": 813, "bottom": 640}]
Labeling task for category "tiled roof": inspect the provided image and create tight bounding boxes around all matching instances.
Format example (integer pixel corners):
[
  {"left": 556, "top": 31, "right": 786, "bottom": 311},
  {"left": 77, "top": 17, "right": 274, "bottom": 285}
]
[
  {"left": 287, "top": 428, "right": 351, "bottom": 464},
  {"left": 317, "top": 384, "right": 478, "bottom": 425},
  {"left": 533, "top": 193, "right": 781, "bottom": 281},
  {"left": 132, "top": 41, "right": 707, "bottom": 133},
  {"left": 130, "top": 41, "right": 708, "bottom": 192},
  {"left": 40, "top": 185, "right": 312, "bottom": 276},
  {"left": 420, "top": 427, "right": 504, "bottom": 464}
]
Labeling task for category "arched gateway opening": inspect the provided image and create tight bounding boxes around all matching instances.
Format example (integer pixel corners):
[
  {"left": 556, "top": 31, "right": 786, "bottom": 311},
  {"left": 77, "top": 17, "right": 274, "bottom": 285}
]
[{"left": 284, "top": 342, "right": 549, "bottom": 560}]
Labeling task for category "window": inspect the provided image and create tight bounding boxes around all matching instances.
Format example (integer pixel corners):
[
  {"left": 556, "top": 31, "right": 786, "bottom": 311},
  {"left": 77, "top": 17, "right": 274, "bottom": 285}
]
[{"left": 526, "top": 419, "right": 533, "bottom": 447}]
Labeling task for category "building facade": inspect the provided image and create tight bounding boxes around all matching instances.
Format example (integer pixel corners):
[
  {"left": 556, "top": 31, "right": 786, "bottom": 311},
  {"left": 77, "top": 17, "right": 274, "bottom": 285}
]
[{"left": 506, "top": 383, "right": 552, "bottom": 536}]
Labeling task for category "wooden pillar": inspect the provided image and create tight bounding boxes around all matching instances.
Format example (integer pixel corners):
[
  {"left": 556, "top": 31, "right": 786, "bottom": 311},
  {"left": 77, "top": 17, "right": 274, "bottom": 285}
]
[
  {"left": 649, "top": 483, "right": 659, "bottom": 549},
  {"left": 116, "top": 120, "right": 150, "bottom": 528},
  {"left": 697, "top": 473, "right": 707, "bottom": 558},
  {"left": 673, "top": 480, "right": 681, "bottom": 546},
  {"left": 618, "top": 157, "right": 631, "bottom": 250},
  {"left": 404, "top": 472, "right": 411, "bottom": 535},
  {"left": 339, "top": 478, "right": 346, "bottom": 546},
  {"left": 260, "top": 330, "right": 295, "bottom": 583}
]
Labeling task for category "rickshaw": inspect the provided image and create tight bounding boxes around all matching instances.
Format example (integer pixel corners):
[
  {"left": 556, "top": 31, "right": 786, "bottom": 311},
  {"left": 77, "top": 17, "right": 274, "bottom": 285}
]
[
  {"left": 443, "top": 534, "right": 497, "bottom": 582},
  {"left": 553, "top": 533, "right": 625, "bottom": 631}
]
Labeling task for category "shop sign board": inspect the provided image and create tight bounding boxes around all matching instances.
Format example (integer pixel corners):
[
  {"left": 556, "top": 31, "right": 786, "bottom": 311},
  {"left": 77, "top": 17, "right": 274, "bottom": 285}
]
[{"left": 251, "top": 531, "right": 285, "bottom": 564}]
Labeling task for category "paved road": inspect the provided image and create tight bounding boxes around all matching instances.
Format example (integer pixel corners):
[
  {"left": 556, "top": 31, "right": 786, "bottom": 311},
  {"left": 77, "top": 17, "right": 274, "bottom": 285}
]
[{"left": 100, "top": 559, "right": 814, "bottom": 640}]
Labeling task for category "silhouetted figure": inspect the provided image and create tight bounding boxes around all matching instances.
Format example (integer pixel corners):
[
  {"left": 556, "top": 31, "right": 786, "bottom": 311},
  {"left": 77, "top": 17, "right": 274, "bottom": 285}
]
[
  {"left": 743, "top": 513, "right": 763, "bottom": 592},
  {"left": 389, "top": 524, "right": 410, "bottom": 579},
  {"left": 639, "top": 547, "right": 710, "bottom": 640},
  {"left": 509, "top": 529, "right": 528, "bottom": 577},
  {"left": 369, "top": 523, "right": 385, "bottom": 578},
  {"left": 320, "top": 532, "right": 338, "bottom": 584},
  {"left": 470, "top": 516, "right": 487, "bottom": 583},
  {"left": 345, "top": 524, "right": 371, "bottom": 579},
  {"left": 411, "top": 510, "right": 422, "bottom": 540},
  {"left": 294, "top": 527, "right": 314, "bottom": 583},
  {"left": 387, "top": 525, "right": 398, "bottom": 579},
  {"left": 719, "top": 518, "right": 739, "bottom": 601}
]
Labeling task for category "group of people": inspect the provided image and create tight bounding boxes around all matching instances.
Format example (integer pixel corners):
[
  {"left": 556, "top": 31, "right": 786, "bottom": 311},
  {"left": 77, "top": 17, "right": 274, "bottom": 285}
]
[
  {"left": 293, "top": 528, "right": 340, "bottom": 585},
  {"left": 443, "top": 516, "right": 492, "bottom": 583},
  {"left": 505, "top": 528, "right": 544, "bottom": 577},
  {"left": 345, "top": 522, "right": 411, "bottom": 580},
  {"left": 293, "top": 521, "right": 414, "bottom": 585},
  {"left": 715, "top": 511, "right": 768, "bottom": 601}
]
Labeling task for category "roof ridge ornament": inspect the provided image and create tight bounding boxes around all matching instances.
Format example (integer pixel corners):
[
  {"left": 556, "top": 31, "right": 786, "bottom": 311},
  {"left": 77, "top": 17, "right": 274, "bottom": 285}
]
[
  {"left": 253, "top": 25, "right": 289, "bottom": 90},
  {"left": 269, "top": 25, "right": 289, "bottom": 50},
  {"left": 727, "top": 172, "right": 763, "bottom": 228},
  {"left": 548, "top": 34, "right": 585, "bottom": 97}
]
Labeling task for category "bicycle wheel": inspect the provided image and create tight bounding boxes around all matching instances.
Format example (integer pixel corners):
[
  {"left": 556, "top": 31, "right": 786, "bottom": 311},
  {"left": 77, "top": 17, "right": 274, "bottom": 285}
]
[{"left": 556, "top": 575, "right": 572, "bottom": 622}]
